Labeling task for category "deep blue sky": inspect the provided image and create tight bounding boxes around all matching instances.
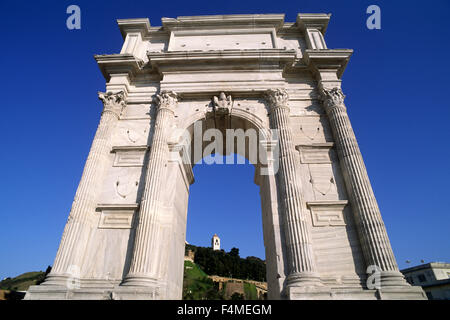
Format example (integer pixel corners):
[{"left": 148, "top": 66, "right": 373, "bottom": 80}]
[{"left": 0, "top": 0, "right": 449, "bottom": 279}]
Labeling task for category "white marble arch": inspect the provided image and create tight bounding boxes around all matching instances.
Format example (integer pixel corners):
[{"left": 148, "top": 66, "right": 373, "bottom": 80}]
[{"left": 25, "top": 13, "right": 426, "bottom": 300}]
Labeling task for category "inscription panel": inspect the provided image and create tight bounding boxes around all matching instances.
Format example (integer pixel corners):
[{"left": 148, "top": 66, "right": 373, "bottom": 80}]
[
  {"left": 297, "top": 143, "right": 333, "bottom": 164},
  {"left": 97, "top": 204, "right": 139, "bottom": 229},
  {"left": 112, "top": 146, "right": 148, "bottom": 167},
  {"left": 170, "top": 32, "right": 274, "bottom": 51},
  {"left": 307, "top": 200, "right": 348, "bottom": 227}
]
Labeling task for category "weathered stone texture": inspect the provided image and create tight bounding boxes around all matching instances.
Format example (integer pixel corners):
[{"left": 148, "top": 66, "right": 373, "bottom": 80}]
[{"left": 26, "top": 13, "right": 426, "bottom": 300}]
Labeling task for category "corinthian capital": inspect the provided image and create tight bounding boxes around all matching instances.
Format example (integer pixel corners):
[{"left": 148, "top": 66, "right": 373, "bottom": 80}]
[
  {"left": 319, "top": 87, "right": 346, "bottom": 110},
  {"left": 98, "top": 91, "right": 126, "bottom": 116},
  {"left": 265, "top": 88, "right": 289, "bottom": 110},
  {"left": 155, "top": 91, "right": 178, "bottom": 112}
]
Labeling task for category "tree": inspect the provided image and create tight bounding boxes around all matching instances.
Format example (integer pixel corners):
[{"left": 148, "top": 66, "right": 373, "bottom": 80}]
[
  {"left": 229, "top": 247, "right": 239, "bottom": 257},
  {"left": 192, "top": 244, "right": 266, "bottom": 282},
  {"left": 231, "top": 292, "right": 244, "bottom": 300}
]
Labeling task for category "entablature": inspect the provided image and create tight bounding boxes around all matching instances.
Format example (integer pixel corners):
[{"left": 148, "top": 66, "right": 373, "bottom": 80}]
[
  {"left": 147, "top": 49, "right": 297, "bottom": 73},
  {"left": 96, "top": 14, "right": 353, "bottom": 85}
]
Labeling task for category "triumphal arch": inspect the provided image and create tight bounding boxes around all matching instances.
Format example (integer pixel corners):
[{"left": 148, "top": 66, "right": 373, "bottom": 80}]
[{"left": 26, "top": 14, "right": 425, "bottom": 299}]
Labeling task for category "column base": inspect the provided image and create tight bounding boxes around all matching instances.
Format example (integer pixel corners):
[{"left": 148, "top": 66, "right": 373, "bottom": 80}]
[
  {"left": 25, "top": 285, "right": 70, "bottom": 300},
  {"left": 286, "top": 286, "right": 427, "bottom": 300},
  {"left": 376, "top": 286, "right": 427, "bottom": 300},
  {"left": 25, "top": 284, "right": 163, "bottom": 300},
  {"left": 38, "top": 274, "right": 71, "bottom": 286},
  {"left": 25, "top": 282, "right": 426, "bottom": 300},
  {"left": 285, "top": 271, "right": 426, "bottom": 300},
  {"left": 380, "top": 271, "right": 410, "bottom": 287},
  {"left": 121, "top": 273, "right": 162, "bottom": 287},
  {"left": 286, "top": 271, "right": 322, "bottom": 287}
]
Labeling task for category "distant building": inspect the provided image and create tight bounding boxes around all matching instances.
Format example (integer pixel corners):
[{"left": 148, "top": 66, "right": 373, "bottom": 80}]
[
  {"left": 212, "top": 234, "right": 220, "bottom": 251},
  {"left": 184, "top": 249, "right": 195, "bottom": 262},
  {"left": 401, "top": 262, "right": 450, "bottom": 300}
]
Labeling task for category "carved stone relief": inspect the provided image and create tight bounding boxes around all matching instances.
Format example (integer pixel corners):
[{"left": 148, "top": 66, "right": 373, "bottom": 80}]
[{"left": 97, "top": 204, "right": 139, "bottom": 229}]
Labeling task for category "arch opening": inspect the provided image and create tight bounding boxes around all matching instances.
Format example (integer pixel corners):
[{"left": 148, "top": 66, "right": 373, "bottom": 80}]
[
  {"left": 184, "top": 153, "right": 266, "bottom": 299},
  {"left": 165, "top": 113, "right": 286, "bottom": 300}
]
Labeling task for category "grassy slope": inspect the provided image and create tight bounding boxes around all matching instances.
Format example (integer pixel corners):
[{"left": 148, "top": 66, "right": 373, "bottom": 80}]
[
  {"left": 0, "top": 271, "right": 45, "bottom": 291},
  {"left": 183, "top": 260, "right": 220, "bottom": 300},
  {"left": 243, "top": 282, "right": 258, "bottom": 300},
  {"left": 183, "top": 260, "right": 263, "bottom": 300}
]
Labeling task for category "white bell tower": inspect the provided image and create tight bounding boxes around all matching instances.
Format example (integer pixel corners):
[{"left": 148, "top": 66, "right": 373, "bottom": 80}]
[{"left": 211, "top": 234, "right": 220, "bottom": 251}]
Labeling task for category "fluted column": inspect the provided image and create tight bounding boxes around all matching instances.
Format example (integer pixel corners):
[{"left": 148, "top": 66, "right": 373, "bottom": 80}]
[
  {"left": 122, "top": 91, "right": 177, "bottom": 286},
  {"left": 319, "top": 85, "right": 408, "bottom": 287},
  {"left": 265, "top": 89, "right": 320, "bottom": 286},
  {"left": 48, "top": 91, "right": 126, "bottom": 284}
]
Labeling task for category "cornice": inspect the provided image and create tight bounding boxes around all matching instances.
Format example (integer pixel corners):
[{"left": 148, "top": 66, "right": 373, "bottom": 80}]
[
  {"left": 96, "top": 203, "right": 139, "bottom": 210},
  {"left": 306, "top": 200, "right": 348, "bottom": 206},
  {"left": 103, "top": 15, "right": 351, "bottom": 81},
  {"left": 401, "top": 262, "right": 450, "bottom": 273},
  {"left": 303, "top": 49, "right": 353, "bottom": 79},
  {"left": 117, "top": 18, "right": 152, "bottom": 39},
  {"left": 94, "top": 53, "right": 145, "bottom": 81},
  {"left": 111, "top": 145, "right": 149, "bottom": 152},
  {"left": 161, "top": 14, "right": 286, "bottom": 31},
  {"left": 296, "top": 13, "right": 331, "bottom": 34},
  {"left": 147, "top": 49, "right": 297, "bottom": 72},
  {"left": 277, "top": 22, "right": 302, "bottom": 36},
  {"left": 117, "top": 18, "right": 168, "bottom": 39},
  {"left": 116, "top": 13, "right": 332, "bottom": 38},
  {"left": 295, "top": 142, "right": 334, "bottom": 149}
]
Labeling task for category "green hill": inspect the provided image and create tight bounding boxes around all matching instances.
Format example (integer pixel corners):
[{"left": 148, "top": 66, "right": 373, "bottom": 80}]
[
  {"left": 0, "top": 266, "right": 52, "bottom": 300},
  {"left": 182, "top": 260, "right": 264, "bottom": 300},
  {"left": 185, "top": 244, "right": 266, "bottom": 282},
  {"left": 183, "top": 260, "right": 222, "bottom": 300},
  {"left": 0, "top": 270, "right": 47, "bottom": 292},
  {"left": 0, "top": 267, "right": 51, "bottom": 300}
]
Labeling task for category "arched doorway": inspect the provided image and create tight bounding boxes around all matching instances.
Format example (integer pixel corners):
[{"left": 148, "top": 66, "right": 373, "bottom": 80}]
[
  {"left": 163, "top": 111, "right": 286, "bottom": 299},
  {"left": 184, "top": 153, "right": 264, "bottom": 299}
]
